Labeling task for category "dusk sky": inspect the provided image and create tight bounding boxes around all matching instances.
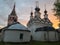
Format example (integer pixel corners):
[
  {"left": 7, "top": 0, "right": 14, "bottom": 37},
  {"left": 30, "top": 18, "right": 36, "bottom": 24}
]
[{"left": 0, "top": 0, "right": 59, "bottom": 29}]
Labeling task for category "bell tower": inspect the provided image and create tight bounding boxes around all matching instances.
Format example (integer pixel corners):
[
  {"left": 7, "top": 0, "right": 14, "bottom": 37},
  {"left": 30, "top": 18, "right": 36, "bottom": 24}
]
[{"left": 8, "top": 3, "right": 18, "bottom": 26}]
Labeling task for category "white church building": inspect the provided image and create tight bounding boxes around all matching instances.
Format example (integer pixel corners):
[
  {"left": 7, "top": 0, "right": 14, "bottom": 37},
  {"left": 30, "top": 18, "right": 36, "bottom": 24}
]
[
  {"left": 27, "top": 1, "right": 59, "bottom": 41},
  {"left": 0, "top": 1, "right": 60, "bottom": 43},
  {"left": 1, "top": 4, "right": 31, "bottom": 42}
]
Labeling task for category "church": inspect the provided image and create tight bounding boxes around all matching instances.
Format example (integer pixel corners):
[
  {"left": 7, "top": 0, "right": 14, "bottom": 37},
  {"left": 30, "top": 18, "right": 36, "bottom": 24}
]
[
  {"left": 0, "top": 1, "right": 60, "bottom": 42},
  {"left": 27, "top": 1, "right": 59, "bottom": 41},
  {"left": 1, "top": 3, "right": 31, "bottom": 42}
]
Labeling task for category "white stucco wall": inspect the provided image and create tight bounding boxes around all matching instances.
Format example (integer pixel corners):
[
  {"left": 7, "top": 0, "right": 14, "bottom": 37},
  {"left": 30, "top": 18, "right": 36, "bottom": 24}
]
[
  {"left": 33, "top": 31, "right": 48, "bottom": 41},
  {"left": 31, "top": 30, "right": 59, "bottom": 41},
  {"left": 3, "top": 30, "right": 31, "bottom": 42},
  {"left": 49, "top": 31, "right": 58, "bottom": 41}
]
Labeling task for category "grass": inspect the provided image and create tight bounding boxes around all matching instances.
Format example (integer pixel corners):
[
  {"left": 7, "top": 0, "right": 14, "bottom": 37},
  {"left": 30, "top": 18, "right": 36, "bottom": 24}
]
[{"left": 0, "top": 41, "right": 60, "bottom": 45}]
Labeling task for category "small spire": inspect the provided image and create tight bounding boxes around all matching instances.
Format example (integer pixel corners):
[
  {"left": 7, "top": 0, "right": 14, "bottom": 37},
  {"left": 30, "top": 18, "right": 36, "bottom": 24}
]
[
  {"left": 31, "top": 7, "right": 33, "bottom": 16},
  {"left": 36, "top": 1, "right": 39, "bottom": 8},
  {"left": 30, "top": 7, "right": 33, "bottom": 20},
  {"left": 44, "top": 4, "right": 48, "bottom": 19},
  {"left": 45, "top": 4, "right": 46, "bottom": 10},
  {"left": 35, "top": 1, "right": 40, "bottom": 11},
  {"left": 44, "top": 4, "right": 47, "bottom": 14},
  {"left": 10, "top": 2, "right": 16, "bottom": 15},
  {"left": 14, "top": 2, "right": 15, "bottom": 10}
]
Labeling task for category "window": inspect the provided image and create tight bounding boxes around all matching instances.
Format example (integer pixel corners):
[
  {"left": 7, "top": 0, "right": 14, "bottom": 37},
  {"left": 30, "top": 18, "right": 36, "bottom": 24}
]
[{"left": 20, "top": 33, "right": 23, "bottom": 40}]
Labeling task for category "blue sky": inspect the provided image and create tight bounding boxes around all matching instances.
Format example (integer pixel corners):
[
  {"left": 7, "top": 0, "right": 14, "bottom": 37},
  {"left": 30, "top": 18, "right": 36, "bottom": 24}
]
[{"left": 0, "top": 0, "right": 57, "bottom": 28}]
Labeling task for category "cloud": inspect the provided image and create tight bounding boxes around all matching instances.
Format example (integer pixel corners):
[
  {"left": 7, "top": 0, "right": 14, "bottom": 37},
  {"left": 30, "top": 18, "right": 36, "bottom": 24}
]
[
  {"left": 0, "top": 5, "right": 10, "bottom": 22},
  {"left": 18, "top": 19, "right": 28, "bottom": 26},
  {"left": 0, "top": 0, "right": 58, "bottom": 28},
  {"left": 3, "top": 0, "right": 15, "bottom": 8}
]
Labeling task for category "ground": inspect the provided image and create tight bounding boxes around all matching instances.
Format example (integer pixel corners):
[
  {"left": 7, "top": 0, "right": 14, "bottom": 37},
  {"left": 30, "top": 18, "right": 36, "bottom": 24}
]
[{"left": 0, "top": 41, "right": 60, "bottom": 45}]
